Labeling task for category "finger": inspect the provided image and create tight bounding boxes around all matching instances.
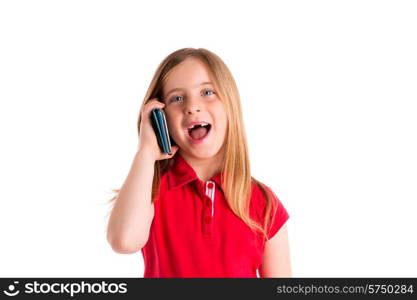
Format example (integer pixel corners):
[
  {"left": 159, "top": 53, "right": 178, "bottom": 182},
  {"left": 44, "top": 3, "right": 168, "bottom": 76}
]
[
  {"left": 164, "top": 146, "right": 179, "bottom": 158},
  {"left": 142, "top": 102, "right": 165, "bottom": 117},
  {"left": 148, "top": 98, "right": 165, "bottom": 107},
  {"left": 141, "top": 98, "right": 158, "bottom": 112},
  {"left": 170, "top": 146, "right": 179, "bottom": 156}
]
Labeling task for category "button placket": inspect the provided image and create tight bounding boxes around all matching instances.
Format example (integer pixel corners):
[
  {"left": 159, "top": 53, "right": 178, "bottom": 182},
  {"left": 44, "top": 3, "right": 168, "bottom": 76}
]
[
  {"left": 205, "top": 181, "right": 215, "bottom": 217},
  {"left": 202, "top": 180, "right": 215, "bottom": 235}
]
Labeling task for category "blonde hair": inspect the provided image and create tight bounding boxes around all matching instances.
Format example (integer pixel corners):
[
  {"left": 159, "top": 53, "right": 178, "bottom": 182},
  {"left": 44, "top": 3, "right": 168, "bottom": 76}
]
[{"left": 108, "top": 48, "right": 278, "bottom": 242}]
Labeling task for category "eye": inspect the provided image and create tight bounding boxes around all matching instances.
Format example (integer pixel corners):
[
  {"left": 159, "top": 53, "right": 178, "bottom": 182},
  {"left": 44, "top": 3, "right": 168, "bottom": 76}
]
[
  {"left": 170, "top": 95, "right": 184, "bottom": 103},
  {"left": 203, "top": 89, "right": 216, "bottom": 96}
]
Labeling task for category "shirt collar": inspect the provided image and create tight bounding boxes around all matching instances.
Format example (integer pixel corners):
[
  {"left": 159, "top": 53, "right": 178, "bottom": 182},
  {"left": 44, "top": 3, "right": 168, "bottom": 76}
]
[{"left": 166, "top": 153, "right": 224, "bottom": 191}]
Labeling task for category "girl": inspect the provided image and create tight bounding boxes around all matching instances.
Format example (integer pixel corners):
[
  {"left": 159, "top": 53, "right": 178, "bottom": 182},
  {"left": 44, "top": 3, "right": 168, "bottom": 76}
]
[{"left": 106, "top": 48, "right": 291, "bottom": 278}]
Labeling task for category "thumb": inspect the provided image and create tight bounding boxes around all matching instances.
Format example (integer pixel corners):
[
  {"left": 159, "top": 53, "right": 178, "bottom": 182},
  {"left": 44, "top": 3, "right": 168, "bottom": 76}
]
[
  {"left": 170, "top": 145, "right": 179, "bottom": 155},
  {"left": 164, "top": 145, "right": 179, "bottom": 159}
]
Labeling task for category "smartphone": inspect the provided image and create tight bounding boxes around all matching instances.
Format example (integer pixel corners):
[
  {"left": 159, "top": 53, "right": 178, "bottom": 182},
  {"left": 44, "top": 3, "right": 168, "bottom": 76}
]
[{"left": 150, "top": 108, "right": 175, "bottom": 155}]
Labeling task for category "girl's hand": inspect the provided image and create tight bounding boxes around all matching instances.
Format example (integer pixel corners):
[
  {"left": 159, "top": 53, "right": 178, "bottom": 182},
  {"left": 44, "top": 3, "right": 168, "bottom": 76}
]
[{"left": 137, "top": 98, "right": 179, "bottom": 162}]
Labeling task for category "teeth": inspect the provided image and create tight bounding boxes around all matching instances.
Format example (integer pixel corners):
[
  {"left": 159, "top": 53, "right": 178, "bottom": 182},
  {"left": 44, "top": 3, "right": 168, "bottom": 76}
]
[{"left": 188, "top": 123, "right": 209, "bottom": 130}]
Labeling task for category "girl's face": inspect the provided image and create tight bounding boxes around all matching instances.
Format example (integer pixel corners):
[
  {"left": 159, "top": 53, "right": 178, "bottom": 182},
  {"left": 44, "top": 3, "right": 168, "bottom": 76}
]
[{"left": 162, "top": 58, "right": 228, "bottom": 160}]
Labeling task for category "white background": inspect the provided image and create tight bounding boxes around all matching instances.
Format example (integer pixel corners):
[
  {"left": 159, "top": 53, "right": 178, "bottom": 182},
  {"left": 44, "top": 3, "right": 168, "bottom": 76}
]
[{"left": 0, "top": 0, "right": 416, "bottom": 277}]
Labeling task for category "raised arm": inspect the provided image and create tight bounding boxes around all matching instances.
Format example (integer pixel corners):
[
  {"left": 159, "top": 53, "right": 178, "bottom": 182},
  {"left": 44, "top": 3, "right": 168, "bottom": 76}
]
[{"left": 106, "top": 99, "right": 178, "bottom": 254}]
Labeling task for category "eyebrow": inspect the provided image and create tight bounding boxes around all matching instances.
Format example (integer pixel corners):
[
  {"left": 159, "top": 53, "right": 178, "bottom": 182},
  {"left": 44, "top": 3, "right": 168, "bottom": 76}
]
[{"left": 164, "top": 81, "right": 213, "bottom": 98}]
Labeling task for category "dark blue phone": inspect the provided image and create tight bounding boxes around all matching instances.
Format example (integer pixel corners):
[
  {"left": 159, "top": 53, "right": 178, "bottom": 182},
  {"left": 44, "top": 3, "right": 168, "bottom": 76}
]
[{"left": 151, "top": 108, "right": 175, "bottom": 155}]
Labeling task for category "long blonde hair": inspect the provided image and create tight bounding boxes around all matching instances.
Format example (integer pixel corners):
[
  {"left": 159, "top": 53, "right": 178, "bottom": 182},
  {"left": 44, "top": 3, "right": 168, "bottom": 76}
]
[{"left": 108, "top": 48, "right": 278, "bottom": 242}]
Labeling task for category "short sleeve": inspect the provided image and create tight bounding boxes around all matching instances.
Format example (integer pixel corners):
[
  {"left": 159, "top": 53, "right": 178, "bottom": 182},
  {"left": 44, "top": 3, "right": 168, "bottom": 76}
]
[{"left": 265, "top": 187, "right": 290, "bottom": 240}]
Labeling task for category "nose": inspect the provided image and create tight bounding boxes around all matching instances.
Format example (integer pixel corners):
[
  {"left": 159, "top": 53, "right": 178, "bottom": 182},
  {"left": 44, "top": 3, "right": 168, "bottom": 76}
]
[
  {"left": 183, "top": 96, "right": 201, "bottom": 115},
  {"left": 185, "top": 106, "right": 201, "bottom": 115}
]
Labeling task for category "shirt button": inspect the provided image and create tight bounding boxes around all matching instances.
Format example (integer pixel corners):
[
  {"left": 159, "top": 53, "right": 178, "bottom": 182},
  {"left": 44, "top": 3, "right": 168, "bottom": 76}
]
[
  {"left": 207, "top": 182, "right": 214, "bottom": 189},
  {"left": 204, "top": 216, "right": 212, "bottom": 224},
  {"left": 205, "top": 201, "right": 211, "bottom": 208}
]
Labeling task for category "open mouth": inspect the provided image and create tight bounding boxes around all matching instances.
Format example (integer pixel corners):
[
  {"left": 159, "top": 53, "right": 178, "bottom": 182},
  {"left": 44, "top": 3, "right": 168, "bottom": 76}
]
[{"left": 188, "top": 123, "right": 212, "bottom": 140}]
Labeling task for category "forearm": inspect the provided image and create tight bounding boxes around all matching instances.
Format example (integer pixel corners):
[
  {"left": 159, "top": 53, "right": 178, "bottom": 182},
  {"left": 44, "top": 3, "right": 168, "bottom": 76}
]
[{"left": 106, "top": 150, "right": 156, "bottom": 253}]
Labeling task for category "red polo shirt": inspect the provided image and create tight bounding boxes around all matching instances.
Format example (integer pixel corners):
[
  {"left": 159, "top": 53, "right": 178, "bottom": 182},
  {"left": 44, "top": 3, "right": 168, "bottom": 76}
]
[{"left": 141, "top": 153, "right": 289, "bottom": 277}]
